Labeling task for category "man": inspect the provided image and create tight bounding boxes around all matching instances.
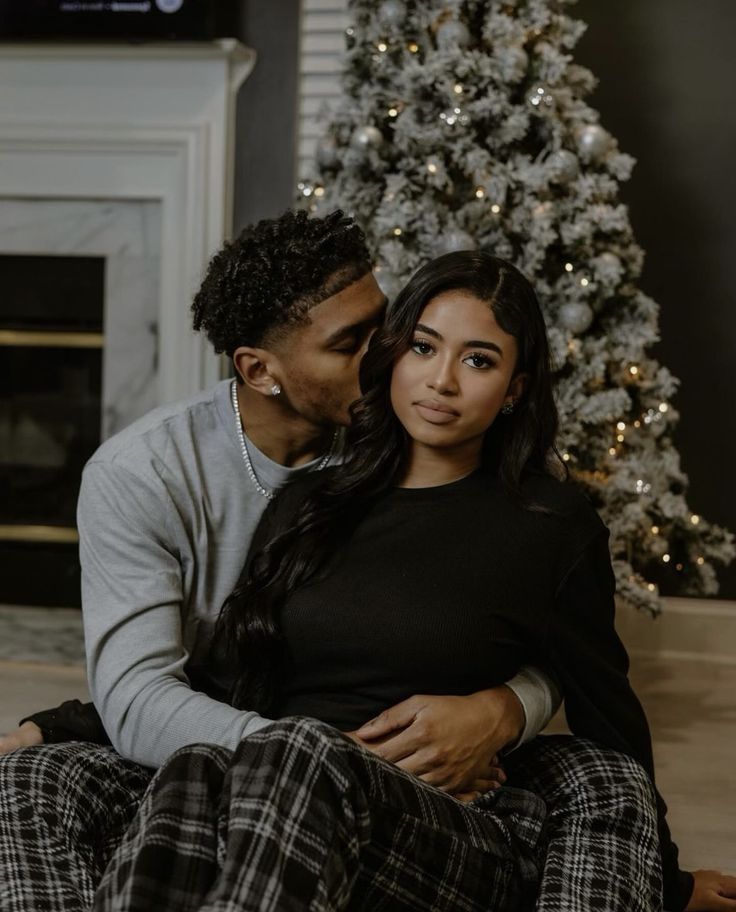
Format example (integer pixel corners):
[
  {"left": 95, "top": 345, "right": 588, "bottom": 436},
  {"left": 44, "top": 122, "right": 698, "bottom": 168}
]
[{"left": 0, "top": 210, "right": 728, "bottom": 911}]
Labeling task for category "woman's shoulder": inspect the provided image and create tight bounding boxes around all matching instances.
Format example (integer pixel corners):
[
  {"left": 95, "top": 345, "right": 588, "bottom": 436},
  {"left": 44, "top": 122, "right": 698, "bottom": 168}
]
[{"left": 520, "top": 471, "right": 607, "bottom": 536}]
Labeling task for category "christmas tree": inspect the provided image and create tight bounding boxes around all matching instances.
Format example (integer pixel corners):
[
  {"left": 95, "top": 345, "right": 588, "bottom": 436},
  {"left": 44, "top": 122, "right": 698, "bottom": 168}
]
[{"left": 299, "top": 0, "right": 734, "bottom": 612}]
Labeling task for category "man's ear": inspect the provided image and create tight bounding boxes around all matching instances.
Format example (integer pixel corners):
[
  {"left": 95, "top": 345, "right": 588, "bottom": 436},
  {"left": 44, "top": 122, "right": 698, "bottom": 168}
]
[{"left": 232, "top": 346, "right": 281, "bottom": 397}]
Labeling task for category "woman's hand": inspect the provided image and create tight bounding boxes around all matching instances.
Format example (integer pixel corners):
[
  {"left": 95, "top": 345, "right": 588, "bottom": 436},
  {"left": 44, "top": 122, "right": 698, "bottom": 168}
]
[
  {"left": 685, "top": 870, "right": 736, "bottom": 911},
  {"left": 344, "top": 686, "right": 523, "bottom": 795},
  {"left": 0, "top": 720, "right": 43, "bottom": 755}
]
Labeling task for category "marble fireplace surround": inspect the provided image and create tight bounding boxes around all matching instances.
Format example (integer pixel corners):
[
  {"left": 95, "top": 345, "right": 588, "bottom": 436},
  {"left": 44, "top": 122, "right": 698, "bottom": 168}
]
[
  {"left": 0, "top": 199, "right": 161, "bottom": 438},
  {"left": 0, "top": 40, "right": 255, "bottom": 411}
]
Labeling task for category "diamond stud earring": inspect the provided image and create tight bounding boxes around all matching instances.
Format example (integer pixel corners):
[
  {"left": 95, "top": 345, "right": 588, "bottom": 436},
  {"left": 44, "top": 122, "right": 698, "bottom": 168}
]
[{"left": 271, "top": 384, "right": 282, "bottom": 397}]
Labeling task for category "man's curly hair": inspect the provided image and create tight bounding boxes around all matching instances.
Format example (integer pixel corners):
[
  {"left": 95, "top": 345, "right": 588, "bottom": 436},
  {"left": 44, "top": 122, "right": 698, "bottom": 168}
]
[{"left": 191, "top": 209, "right": 372, "bottom": 356}]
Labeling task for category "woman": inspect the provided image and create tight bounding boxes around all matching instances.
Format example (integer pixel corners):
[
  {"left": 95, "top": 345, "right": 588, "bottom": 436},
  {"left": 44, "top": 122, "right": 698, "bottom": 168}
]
[{"left": 94, "top": 251, "right": 667, "bottom": 911}]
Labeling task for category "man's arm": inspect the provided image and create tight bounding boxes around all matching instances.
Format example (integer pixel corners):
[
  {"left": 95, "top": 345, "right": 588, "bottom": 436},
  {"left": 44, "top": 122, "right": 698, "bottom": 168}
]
[
  {"left": 348, "top": 665, "right": 560, "bottom": 794},
  {"left": 79, "top": 460, "right": 274, "bottom": 768}
]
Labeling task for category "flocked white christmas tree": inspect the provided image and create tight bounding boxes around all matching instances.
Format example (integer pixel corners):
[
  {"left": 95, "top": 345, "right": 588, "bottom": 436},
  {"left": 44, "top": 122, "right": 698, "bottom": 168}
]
[{"left": 299, "top": 0, "right": 734, "bottom": 612}]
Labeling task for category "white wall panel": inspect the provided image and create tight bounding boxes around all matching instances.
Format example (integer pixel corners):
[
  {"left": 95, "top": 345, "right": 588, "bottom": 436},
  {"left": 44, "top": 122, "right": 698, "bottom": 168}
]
[{"left": 297, "top": 0, "right": 349, "bottom": 179}]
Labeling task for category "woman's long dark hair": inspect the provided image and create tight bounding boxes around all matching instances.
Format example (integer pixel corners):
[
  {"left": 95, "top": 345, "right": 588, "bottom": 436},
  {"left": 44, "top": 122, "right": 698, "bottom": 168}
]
[{"left": 216, "top": 251, "right": 566, "bottom": 713}]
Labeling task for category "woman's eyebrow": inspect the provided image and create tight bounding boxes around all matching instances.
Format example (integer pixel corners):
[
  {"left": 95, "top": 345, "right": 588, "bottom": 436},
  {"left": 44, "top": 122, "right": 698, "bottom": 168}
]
[
  {"left": 415, "top": 324, "right": 503, "bottom": 357},
  {"left": 465, "top": 339, "right": 503, "bottom": 357}
]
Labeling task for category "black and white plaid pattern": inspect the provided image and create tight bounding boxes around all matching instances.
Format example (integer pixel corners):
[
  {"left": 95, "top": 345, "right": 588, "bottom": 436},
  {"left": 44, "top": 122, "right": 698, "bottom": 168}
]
[
  {"left": 506, "top": 735, "right": 663, "bottom": 912},
  {"left": 93, "top": 717, "right": 544, "bottom": 912},
  {"left": 0, "top": 743, "right": 152, "bottom": 912},
  {"left": 0, "top": 730, "right": 662, "bottom": 911}
]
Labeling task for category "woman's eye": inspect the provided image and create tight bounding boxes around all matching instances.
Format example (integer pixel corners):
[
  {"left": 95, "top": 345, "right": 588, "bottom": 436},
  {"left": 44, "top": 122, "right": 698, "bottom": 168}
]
[
  {"left": 464, "top": 353, "right": 494, "bottom": 369},
  {"left": 411, "top": 340, "right": 434, "bottom": 355}
]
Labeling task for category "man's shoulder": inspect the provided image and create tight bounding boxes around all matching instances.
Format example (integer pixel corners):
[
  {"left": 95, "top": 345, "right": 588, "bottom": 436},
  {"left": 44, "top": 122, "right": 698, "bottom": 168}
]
[{"left": 87, "top": 380, "right": 230, "bottom": 477}]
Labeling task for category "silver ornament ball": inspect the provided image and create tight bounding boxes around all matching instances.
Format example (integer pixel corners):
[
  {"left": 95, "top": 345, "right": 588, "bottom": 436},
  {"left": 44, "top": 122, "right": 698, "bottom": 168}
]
[
  {"left": 548, "top": 149, "right": 579, "bottom": 183},
  {"left": 315, "top": 136, "right": 340, "bottom": 170},
  {"left": 595, "top": 251, "right": 622, "bottom": 272},
  {"left": 559, "top": 301, "right": 594, "bottom": 334},
  {"left": 435, "top": 229, "right": 476, "bottom": 255},
  {"left": 350, "top": 125, "right": 384, "bottom": 151},
  {"left": 377, "top": 0, "right": 405, "bottom": 27},
  {"left": 575, "top": 124, "right": 614, "bottom": 163},
  {"left": 436, "top": 19, "right": 471, "bottom": 50}
]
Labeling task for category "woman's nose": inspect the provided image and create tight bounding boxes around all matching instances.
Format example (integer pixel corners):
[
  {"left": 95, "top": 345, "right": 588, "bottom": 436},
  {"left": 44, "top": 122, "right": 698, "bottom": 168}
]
[{"left": 426, "top": 358, "right": 458, "bottom": 394}]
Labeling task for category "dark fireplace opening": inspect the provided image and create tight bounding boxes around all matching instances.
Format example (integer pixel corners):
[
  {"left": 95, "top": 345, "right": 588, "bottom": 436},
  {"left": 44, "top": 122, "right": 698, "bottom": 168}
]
[{"left": 0, "top": 253, "right": 105, "bottom": 607}]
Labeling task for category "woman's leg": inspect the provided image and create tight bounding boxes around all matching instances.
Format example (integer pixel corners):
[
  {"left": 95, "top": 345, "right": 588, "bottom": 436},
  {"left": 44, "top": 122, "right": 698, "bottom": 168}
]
[
  {"left": 0, "top": 743, "right": 152, "bottom": 912},
  {"left": 504, "top": 735, "right": 663, "bottom": 912},
  {"left": 95, "top": 717, "right": 545, "bottom": 912}
]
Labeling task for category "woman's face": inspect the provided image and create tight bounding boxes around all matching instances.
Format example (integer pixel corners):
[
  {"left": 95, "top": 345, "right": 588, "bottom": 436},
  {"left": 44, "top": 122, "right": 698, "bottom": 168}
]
[{"left": 390, "top": 289, "right": 526, "bottom": 451}]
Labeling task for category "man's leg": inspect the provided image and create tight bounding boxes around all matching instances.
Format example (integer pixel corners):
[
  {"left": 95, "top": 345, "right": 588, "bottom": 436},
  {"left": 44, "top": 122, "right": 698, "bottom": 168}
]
[
  {"left": 0, "top": 743, "right": 152, "bottom": 912},
  {"left": 505, "top": 735, "right": 663, "bottom": 912},
  {"left": 94, "top": 717, "right": 545, "bottom": 912}
]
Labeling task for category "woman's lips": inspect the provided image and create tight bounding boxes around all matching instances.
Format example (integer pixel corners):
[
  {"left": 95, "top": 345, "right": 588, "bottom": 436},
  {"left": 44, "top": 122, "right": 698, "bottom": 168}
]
[{"left": 414, "top": 400, "right": 460, "bottom": 424}]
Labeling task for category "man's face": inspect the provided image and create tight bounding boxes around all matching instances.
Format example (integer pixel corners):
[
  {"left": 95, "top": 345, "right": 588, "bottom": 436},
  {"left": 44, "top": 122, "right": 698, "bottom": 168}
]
[{"left": 273, "top": 272, "right": 387, "bottom": 427}]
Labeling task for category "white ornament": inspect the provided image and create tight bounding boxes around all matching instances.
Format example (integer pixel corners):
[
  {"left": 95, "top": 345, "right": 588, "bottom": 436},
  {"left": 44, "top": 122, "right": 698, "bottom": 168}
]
[
  {"left": 436, "top": 19, "right": 471, "bottom": 50},
  {"left": 559, "top": 301, "right": 594, "bottom": 334},
  {"left": 378, "top": 0, "right": 405, "bottom": 27},
  {"left": 436, "top": 229, "right": 476, "bottom": 255},
  {"left": 548, "top": 149, "right": 579, "bottom": 183},
  {"left": 595, "top": 252, "right": 622, "bottom": 272},
  {"left": 575, "top": 124, "right": 614, "bottom": 163},
  {"left": 155, "top": 0, "right": 183, "bottom": 11},
  {"left": 502, "top": 46, "right": 529, "bottom": 83},
  {"left": 350, "top": 125, "right": 384, "bottom": 151},
  {"left": 316, "top": 136, "right": 340, "bottom": 170}
]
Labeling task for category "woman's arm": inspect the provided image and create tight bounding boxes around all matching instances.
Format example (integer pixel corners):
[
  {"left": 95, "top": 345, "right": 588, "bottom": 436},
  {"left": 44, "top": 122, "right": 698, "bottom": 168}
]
[{"left": 547, "top": 527, "right": 692, "bottom": 911}]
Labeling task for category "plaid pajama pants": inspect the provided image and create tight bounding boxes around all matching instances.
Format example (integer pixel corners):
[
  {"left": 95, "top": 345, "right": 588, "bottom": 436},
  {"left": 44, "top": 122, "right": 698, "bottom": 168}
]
[{"left": 0, "top": 725, "right": 662, "bottom": 911}]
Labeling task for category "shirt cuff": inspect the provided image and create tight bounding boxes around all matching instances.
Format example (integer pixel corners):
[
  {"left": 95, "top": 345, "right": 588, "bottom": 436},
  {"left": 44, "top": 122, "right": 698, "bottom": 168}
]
[{"left": 503, "top": 665, "right": 562, "bottom": 752}]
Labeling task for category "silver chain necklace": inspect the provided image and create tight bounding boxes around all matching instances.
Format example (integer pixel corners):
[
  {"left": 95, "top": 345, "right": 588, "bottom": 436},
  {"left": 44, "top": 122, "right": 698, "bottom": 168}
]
[{"left": 230, "top": 379, "right": 338, "bottom": 500}]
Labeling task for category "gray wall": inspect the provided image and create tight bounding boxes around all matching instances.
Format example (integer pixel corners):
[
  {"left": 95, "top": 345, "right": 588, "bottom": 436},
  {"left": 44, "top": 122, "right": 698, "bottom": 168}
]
[
  {"left": 576, "top": 0, "right": 736, "bottom": 596},
  {"left": 233, "top": 1, "right": 301, "bottom": 230}
]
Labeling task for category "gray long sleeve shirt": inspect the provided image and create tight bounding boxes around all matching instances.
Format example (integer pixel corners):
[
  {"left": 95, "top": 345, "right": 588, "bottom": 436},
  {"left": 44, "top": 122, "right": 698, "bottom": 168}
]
[{"left": 80, "top": 379, "right": 557, "bottom": 768}]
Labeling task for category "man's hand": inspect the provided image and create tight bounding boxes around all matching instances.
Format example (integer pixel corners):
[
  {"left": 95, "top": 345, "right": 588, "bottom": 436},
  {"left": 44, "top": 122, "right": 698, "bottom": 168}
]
[
  {"left": 0, "top": 721, "right": 43, "bottom": 755},
  {"left": 344, "top": 686, "right": 524, "bottom": 795},
  {"left": 685, "top": 870, "right": 736, "bottom": 911}
]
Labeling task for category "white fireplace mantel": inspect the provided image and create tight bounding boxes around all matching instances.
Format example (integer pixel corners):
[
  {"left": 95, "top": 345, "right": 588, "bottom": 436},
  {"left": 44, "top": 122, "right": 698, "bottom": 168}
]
[{"left": 0, "top": 40, "right": 255, "bottom": 406}]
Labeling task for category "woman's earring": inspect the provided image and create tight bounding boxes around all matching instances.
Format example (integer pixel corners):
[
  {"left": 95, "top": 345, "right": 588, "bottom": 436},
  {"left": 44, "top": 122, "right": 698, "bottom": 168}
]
[
  {"left": 501, "top": 399, "right": 515, "bottom": 415},
  {"left": 271, "top": 384, "right": 282, "bottom": 397}
]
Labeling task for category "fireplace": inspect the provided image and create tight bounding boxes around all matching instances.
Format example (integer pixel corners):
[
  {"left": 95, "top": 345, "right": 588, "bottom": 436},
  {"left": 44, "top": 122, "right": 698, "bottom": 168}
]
[
  {"left": 0, "top": 40, "right": 254, "bottom": 607},
  {"left": 0, "top": 254, "right": 105, "bottom": 605}
]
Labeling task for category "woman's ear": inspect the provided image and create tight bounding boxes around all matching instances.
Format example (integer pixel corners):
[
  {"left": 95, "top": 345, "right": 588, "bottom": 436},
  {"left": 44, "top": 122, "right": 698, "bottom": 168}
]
[
  {"left": 507, "top": 371, "right": 528, "bottom": 404},
  {"left": 233, "top": 346, "right": 281, "bottom": 397}
]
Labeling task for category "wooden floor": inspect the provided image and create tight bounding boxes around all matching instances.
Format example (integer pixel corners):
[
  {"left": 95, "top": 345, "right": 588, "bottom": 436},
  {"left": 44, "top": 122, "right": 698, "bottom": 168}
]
[{"left": 1, "top": 650, "right": 734, "bottom": 873}]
